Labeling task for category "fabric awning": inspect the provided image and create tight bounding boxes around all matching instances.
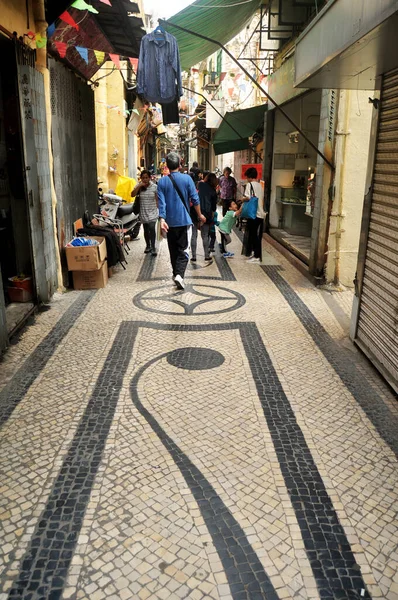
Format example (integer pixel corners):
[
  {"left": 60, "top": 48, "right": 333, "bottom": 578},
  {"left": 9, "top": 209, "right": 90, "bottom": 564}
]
[
  {"left": 213, "top": 104, "right": 266, "bottom": 156},
  {"left": 162, "top": 0, "right": 263, "bottom": 71}
]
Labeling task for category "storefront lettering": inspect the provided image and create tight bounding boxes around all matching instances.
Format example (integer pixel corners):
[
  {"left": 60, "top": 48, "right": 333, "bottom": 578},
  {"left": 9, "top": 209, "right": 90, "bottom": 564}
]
[{"left": 20, "top": 74, "right": 32, "bottom": 120}]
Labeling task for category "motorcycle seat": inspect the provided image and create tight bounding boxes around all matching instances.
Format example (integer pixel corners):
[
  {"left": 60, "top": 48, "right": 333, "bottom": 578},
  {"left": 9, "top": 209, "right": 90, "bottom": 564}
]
[{"left": 117, "top": 203, "right": 136, "bottom": 217}]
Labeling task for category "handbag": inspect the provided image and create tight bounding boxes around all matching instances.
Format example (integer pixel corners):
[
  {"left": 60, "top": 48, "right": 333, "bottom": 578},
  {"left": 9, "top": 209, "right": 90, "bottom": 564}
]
[
  {"left": 132, "top": 192, "right": 140, "bottom": 215},
  {"left": 241, "top": 183, "right": 258, "bottom": 220}
]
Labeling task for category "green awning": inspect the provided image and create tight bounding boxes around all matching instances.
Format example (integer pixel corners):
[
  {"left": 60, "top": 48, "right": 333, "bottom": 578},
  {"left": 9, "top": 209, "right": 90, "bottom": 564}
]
[
  {"left": 162, "top": 0, "right": 262, "bottom": 72},
  {"left": 213, "top": 104, "right": 266, "bottom": 156}
]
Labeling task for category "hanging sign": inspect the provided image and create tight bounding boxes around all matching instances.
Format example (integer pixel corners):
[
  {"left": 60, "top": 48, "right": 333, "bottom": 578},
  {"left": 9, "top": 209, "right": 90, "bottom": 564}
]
[
  {"left": 241, "top": 164, "right": 262, "bottom": 180},
  {"left": 206, "top": 99, "right": 225, "bottom": 129}
]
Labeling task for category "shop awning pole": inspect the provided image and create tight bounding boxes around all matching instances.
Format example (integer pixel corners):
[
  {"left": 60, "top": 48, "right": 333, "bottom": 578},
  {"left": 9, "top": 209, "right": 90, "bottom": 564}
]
[
  {"left": 182, "top": 86, "right": 263, "bottom": 162},
  {"left": 160, "top": 19, "right": 334, "bottom": 170}
]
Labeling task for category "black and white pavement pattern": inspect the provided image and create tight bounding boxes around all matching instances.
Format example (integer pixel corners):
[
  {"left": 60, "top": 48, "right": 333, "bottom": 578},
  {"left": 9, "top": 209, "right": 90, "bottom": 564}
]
[{"left": 0, "top": 233, "right": 397, "bottom": 600}]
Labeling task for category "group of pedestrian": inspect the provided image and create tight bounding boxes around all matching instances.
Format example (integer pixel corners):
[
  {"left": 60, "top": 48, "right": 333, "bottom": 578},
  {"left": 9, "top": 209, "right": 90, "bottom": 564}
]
[{"left": 133, "top": 152, "right": 265, "bottom": 290}]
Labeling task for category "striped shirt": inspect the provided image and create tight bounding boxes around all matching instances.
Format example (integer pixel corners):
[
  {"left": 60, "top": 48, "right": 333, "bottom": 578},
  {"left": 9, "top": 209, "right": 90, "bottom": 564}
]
[{"left": 139, "top": 182, "right": 158, "bottom": 223}]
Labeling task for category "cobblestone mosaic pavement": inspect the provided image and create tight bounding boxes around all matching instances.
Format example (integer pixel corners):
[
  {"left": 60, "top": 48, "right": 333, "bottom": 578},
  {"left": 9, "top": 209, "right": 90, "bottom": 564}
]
[{"left": 0, "top": 230, "right": 397, "bottom": 600}]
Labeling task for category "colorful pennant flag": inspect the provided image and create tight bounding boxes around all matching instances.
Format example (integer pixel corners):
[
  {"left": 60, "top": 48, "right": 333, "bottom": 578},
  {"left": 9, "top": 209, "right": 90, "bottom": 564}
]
[
  {"left": 27, "top": 31, "right": 36, "bottom": 40},
  {"left": 129, "top": 57, "right": 138, "bottom": 70},
  {"left": 54, "top": 41, "right": 68, "bottom": 58},
  {"left": 109, "top": 54, "right": 121, "bottom": 69},
  {"left": 94, "top": 50, "right": 105, "bottom": 65},
  {"left": 76, "top": 46, "right": 89, "bottom": 63},
  {"left": 36, "top": 33, "right": 47, "bottom": 48},
  {"left": 47, "top": 23, "right": 56, "bottom": 38},
  {"left": 99, "top": 0, "right": 112, "bottom": 4},
  {"left": 72, "top": 0, "right": 99, "bottom": 13},
  {"left": 59, "top": 11, "right": 80, "bottom": 30}
]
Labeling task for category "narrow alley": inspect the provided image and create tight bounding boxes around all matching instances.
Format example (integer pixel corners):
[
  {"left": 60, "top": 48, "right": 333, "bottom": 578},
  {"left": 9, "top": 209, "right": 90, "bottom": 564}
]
[{"left": 0, "top": 234, "right": 397, "bottom": 600}]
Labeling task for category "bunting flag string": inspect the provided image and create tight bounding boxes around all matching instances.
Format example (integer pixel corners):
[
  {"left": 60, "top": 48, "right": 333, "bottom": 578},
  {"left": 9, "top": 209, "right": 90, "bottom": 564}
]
[
  {"left": 54, "top": 41, "right": 68, "bottom": 58},
  {"left": 76, "top": 46, "right": 89, "bottom": 63},
  {"left": 59, "top": 11, "right": 80, "bottom": 30},
  {"left": 71, "top": 0, "right": 99, "bottom": 13},
  {"left": 94, "top": 50, "right": 105, "bottom": 65},
  {"left": 99, "top": 0, "right": 112, "bottom": 4},
  {"left": 36, "top": 33, "right": 47, "bottom": 48},
  {"left": 50, "top": 40, "right": 137, "bottom": 70},
  {"left": 47, "top": 23, "right": 56, "bottom": 38},
  {"left": 26, "top": 24, "right": 138, "bottom": 68},
  {"left": 109, "top": 53, "right": 121, "bottom": 70}
]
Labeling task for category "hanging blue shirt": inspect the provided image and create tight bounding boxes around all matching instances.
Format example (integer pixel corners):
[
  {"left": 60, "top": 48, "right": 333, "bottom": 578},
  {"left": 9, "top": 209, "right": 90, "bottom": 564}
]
[
  {"left": 137, "top": 31, "right": 183, "bottom": 104},
  {"left": 158, "top": 173, "right": 199, "bottom": 228}
]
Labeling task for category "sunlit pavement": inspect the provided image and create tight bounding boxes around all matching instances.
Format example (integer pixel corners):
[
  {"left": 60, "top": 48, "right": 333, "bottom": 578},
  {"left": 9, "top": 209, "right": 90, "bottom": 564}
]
[{"left": 0, "top": 230, "right": 397, "bottom": 600}]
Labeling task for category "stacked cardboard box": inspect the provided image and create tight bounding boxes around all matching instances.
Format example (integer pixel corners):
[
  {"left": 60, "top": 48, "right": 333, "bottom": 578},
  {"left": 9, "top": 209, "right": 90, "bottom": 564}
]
[{"left": 65, "top": 237, "right": 108, "bottom": 290}]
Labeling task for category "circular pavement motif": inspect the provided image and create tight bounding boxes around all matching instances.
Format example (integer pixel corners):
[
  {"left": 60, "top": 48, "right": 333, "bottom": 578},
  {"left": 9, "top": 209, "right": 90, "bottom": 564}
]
[
  {"left": 133, "top": 283, "right": 246, "bottom": 316},
  {"left": 167, "top": 347, "right": 225, "bottom": 370}
]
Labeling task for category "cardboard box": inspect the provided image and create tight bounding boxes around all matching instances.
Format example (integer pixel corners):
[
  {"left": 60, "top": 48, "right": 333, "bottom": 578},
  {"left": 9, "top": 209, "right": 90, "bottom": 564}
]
[
  {"left": 66, "top": 237, "right": 107, "bottom": 271},
  {"left": 72, "top": 261, "right": 108, "bottom": 290}
]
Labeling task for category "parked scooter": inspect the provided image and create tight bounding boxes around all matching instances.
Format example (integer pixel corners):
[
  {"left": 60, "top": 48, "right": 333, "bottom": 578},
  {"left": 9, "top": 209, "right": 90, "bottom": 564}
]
[{"left": 99, "top": 193, "right": 141, "bottom": 240}]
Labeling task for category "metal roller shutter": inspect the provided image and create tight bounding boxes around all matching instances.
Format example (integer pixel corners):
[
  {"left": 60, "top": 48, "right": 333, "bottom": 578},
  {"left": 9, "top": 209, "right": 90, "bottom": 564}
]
[{"left": 356, "top": 68, "right": 398, "bottom": 391}]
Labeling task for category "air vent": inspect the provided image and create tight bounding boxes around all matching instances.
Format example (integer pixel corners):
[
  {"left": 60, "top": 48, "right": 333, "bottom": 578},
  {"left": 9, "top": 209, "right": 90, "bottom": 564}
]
[{"left": 328, "top": 90, "right": 336, "bottom": 144}]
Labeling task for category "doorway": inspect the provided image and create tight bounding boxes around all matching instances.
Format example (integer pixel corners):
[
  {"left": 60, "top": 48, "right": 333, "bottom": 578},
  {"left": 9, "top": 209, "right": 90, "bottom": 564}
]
[{"left": 0, "top": 37, "right": 35, "bottom": 338}]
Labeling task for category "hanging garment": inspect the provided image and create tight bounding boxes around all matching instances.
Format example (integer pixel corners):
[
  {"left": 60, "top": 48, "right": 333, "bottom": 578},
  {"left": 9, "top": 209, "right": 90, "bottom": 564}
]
[
  {"left": 137, "top": 31, "right": 183, "bottom": 104},
  {"left": 77, "top": 225, "right": 125, "bottom": 267},
  {"left": 161, "top": 99, "right": 179, "bottom": 125}
]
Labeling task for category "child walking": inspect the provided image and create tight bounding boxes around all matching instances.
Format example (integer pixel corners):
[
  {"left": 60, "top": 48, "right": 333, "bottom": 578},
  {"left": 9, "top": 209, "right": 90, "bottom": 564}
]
[
  {"left": 218, "top": 201, "right": 242, "bottom": 258},
  {"left": 209, "top": 209, "right": 220, "bottom": 253}
]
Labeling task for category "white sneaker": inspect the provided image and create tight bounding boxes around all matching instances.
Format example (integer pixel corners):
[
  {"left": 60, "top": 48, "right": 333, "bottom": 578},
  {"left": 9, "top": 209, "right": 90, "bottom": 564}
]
[
  {"left": 174, "top": 274, "right": 185, "bottom": 289},
  {"left": 247, "top": 257, "right": 260, "bottom": 263}
]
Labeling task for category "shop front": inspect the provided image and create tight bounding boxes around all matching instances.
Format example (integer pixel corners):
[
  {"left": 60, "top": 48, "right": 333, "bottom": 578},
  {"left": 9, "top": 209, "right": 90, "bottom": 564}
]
[
  {"left": 295, "top": 0, "right": 398, "bottom": 390},
  {"left": 268, "top": 89, "right": 322, "bottom": 265},
  {"left": 0, "top": 37, "right": 58, "bottom": 346}
]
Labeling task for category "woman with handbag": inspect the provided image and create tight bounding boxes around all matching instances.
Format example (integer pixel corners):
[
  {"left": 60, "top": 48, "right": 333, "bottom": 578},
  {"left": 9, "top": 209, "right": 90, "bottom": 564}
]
[
  {"left": 241, "top": 167, "right": 266, "bottom": 263},
  {"left": 131, "top": 170, "right": 158, "bottom": 256}
]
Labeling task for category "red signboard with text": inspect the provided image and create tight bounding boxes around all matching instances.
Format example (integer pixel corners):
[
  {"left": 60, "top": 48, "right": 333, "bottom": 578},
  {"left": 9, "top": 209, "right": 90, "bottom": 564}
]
[{"left": 241, "top": 163, "right": 262, "bottom": 180}]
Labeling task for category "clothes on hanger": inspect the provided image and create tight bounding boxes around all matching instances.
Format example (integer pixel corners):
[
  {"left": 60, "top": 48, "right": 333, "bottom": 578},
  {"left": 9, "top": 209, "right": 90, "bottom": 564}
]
[
  {"left": 137, "top": 30, "right": 182, "bottom": 104},
  {"left": 161, "top": 99, "right": 179, "bottom": 125}
]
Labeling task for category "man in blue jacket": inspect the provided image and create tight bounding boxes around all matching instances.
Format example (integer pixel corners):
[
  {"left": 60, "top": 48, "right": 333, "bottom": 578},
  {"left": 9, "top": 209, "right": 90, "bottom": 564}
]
[{"left": 158, "top": 152, "right": 206, "bottom": 290}]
